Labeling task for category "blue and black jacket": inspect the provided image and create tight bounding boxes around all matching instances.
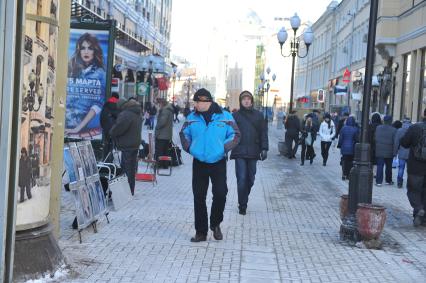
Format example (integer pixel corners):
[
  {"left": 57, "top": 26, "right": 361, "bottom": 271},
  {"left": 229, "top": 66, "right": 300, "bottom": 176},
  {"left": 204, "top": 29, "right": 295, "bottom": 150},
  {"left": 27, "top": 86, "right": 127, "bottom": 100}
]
[{"left": 180, "top": 103, "right": 240, "bottom": 163}]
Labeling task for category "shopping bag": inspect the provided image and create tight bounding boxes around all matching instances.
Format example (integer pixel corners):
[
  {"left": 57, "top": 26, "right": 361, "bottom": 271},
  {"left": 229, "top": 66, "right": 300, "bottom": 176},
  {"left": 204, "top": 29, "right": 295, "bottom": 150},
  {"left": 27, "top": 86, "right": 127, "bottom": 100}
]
[{"left": 392, "top": 157, "right": 398, "bottom": 168}]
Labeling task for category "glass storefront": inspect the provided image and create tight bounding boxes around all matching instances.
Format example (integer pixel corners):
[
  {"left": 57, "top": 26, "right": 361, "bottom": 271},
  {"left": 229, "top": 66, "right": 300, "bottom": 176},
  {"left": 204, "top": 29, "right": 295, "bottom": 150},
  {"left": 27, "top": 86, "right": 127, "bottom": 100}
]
[
  {"left": 401, "top": 54, "right": 411, "bottom": 119},
  {"left": 420, "top": 50, "right": 426, "bottom": 120}
]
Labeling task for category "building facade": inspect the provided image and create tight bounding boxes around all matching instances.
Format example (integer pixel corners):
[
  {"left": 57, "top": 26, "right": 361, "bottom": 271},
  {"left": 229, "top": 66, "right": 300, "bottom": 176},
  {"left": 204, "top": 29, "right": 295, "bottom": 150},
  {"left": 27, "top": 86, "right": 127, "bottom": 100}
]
[
  {"left": 377, "top": 0, "right": 426, "bottom": 122},
  {"left": 295, "top": 0, "right": 426, "bottom": 122}
]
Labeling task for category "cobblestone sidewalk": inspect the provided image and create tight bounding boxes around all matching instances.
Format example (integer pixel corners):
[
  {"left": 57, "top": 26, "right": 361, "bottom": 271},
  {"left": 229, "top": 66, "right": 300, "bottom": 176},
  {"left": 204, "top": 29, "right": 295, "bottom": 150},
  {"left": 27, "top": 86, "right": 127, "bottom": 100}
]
[{"left": 58, "top": 121, "right": 426, "bottom": 283}]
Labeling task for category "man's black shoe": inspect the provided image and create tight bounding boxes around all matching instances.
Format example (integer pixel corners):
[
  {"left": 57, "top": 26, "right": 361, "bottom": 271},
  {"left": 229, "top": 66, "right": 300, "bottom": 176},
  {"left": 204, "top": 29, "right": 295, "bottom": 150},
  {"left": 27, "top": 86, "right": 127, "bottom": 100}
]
[
  {"left": 190, "top": 233, "right": 207, "bottom": 242},
  {"left": 397, "top": 182, "right": 403, "bottom": 189},
  {"left": 210, "top": 226, "right": 223, "bottom": 240},
  {"left": 239, "top": 207, "right": 246, "bottom": 215},
  {"left": 413, "top": 209, "right": 425, "bottom": 227}
]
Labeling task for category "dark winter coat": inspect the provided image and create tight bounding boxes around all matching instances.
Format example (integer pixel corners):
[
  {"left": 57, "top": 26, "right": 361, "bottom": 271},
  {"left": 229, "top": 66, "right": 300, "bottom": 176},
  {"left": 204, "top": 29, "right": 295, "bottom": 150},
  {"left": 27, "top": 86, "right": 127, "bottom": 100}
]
[
  {"left": 100, "top": 98, "right": 120, "bottom": 136},
  {"left": 110, "top": 100, "right": 142, "bottom": 150},
  {"left": 231, "top": 107, "right": 268, "bottom": 159},
  {"left": 285, "top": 114, "right": 301, "bottom": 138},
  {"left": 19, "top": 155, "right": 31, "bottom": 187},
  {"left": 300, "top": 123, "right": 317, "bottom": 146},
  {"left": 375, "top": 124, "right": 397, "bottom": 158},
  {"left": 338, "top": 117, "right": 359, "bottom": 156},
  {"left": 155, "top": 103, "right": 174, "bottom": 140},
  {"left": 368, "top": 113, "right": 382, "bottom": 161},
  {"left": 393, "top": 121, "right": 411, "bottom": 160},
  {"left": 400, "top": 119, "right": 426, "bottom": 176}
]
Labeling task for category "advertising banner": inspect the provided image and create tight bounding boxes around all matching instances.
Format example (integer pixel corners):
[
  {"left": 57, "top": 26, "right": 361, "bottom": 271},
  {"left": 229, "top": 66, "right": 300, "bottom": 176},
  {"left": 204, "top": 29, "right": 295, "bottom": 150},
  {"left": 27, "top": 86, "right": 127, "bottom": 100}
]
[{"left": 65, "top": 19, "right": 115, "bottom": 140}]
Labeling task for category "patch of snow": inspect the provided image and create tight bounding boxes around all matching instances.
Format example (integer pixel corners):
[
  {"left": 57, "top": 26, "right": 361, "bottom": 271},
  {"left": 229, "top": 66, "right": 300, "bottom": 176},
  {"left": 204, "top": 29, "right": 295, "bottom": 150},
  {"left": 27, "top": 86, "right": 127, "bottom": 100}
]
[{"left": 24, "top": 265, "right": 69, "bottom": 283}]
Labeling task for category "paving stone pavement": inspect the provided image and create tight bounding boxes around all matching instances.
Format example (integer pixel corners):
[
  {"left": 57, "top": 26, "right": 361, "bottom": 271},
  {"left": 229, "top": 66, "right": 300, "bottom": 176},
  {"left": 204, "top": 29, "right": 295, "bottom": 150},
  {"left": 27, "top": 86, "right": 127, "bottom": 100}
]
[{"left": 58, "top": 120, "right": 426, "bottom": 283}]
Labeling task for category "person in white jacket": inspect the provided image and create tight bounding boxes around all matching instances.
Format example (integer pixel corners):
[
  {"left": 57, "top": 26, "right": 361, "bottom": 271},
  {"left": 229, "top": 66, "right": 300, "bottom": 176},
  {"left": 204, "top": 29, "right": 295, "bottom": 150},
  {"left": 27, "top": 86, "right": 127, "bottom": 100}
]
[{"left": 319, "top": 113, "right": 336, "bottom": 166}]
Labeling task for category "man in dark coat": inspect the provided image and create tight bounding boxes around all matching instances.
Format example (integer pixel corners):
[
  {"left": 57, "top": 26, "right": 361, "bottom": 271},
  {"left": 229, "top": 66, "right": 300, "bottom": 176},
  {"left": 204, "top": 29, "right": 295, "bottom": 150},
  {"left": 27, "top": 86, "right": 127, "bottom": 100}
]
[
  {"left": 231, "top": 91, "right": 268, "bottom": 215},
  {"left": 19, "top": 147, "right": 32, "bottom": 203},
  {"left": 375, "top": 115, "right": 397, "bottom": 186},
  {"left": 100, "top": 92, "right": 120, "bottom": 161},
  {"left": 173, "top": 103, "right": 180, "bottom": 123},
  {"left": 336, "top": 112, "right": 349, "bottom": 139},
  {"left": 110, "top": 99, "right": 143, "bottom": 196},
  {"left": 400, "top": 108, "right": 426, "bottom": 227},
  {"left": 155, "top": 98, "right": 174, "bottom": 168},
  {"left": 369, "top": 112, "right": 382, "bottom": 165},
  {"left": 285, "top": 111, "right": 301, "bottom": 159}
]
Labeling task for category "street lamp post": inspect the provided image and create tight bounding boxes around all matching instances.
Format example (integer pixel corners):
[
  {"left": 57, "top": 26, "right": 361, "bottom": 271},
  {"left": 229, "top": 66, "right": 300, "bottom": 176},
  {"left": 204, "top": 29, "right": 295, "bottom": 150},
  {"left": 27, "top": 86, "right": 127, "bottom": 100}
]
[
  {"left": 259, "top": 68, "right": 277, "bottom": 121},
  {"left": 277, "top": 13, "right": 314, "bottom": 113},
  {"left": 340, "top": 0, "right": 379, "bottom": 242}
]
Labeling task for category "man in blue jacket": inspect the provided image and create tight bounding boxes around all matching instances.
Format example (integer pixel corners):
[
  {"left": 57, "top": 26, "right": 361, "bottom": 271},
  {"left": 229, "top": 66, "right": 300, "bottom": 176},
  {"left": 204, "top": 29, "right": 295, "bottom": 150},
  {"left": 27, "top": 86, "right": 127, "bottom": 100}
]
[{"left": 180, "top": 88, "right": 240, "bottom": 242}]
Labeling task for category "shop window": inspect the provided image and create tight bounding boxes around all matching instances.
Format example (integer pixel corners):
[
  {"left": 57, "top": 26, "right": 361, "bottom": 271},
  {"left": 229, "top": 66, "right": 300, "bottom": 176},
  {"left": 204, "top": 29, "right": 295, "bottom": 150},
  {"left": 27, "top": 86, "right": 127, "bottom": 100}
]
[
  {"left": 401, "top": 54, "right": 411, "bottom": 119},
  {"left": 419, "top": 50, "right": 426, "bottom": 120}
]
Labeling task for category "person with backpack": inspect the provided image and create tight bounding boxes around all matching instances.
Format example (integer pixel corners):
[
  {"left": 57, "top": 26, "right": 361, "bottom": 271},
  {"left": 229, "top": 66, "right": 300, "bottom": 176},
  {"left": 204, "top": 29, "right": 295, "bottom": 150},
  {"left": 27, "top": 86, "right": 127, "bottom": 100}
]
[
  {"left": 393, "top": 118, "right": 412, "bottom": 188},
  {"left": 110, "top": 99, "right": 143, "bottom": 196},
  {"left": 319, "top": 113, "right": 336, "bottom": 166},
  {"left": 300, "top": 116, "right": 317, "bottom": 166},
  {"left": 180, "top": 88, "right": 240, "bottom": 242},
  {"left": 230, "top": 91, "right": 268, "bottom": 215},
  {"left": 400, "top": 109, "right": 426, "bottom": 227},
  {"left": 375, "top": 115, "right": 397, "bottom": 186},
  {"left": 100, "top": 92, "right": 120, "bottom": 161}
]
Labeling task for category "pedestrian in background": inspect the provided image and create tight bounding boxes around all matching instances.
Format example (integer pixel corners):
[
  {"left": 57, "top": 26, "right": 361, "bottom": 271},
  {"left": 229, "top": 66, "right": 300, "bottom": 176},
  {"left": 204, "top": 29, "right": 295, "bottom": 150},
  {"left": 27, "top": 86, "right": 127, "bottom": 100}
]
[
  {"left": 231, "top": 91, "right": 268, "bottom": 215},
  {"left": 284, "top": 111, "right": 301, "bottom": 159},
  {"left": 338, "top": 116, "right": 359, "bottom": 180},
  {"left": 300, "top": 116, "right": 316, "bottom": 166},
  {"left": 180, "top": 88, "right": 240, "bottom": 242},
  {"left": 155, "top": 98, "right": 174, "bottom": 169},
  {"left": 394, "top": 117, "right": 412, "bottom": 188},
  {"left": 19, "top": 147, "right": 32, "bottom": 203},
  {"left": 110, "top": 99, "right": 143, "bottom": 196},
  {"left": 400, "top": 108, "right": 426, "bottom": 227},
  {"left": 336, "top": 112, "right": 349, "bottom": 140},
  {"left": 319, "top": 113, "right": 335, "bottom": 166},
  {"left": 374, "top": 115, "right": 397, "bottom": 186},
  {"left": 148, "top": 104, "right": 157, "bottom": 130},
  {"left": 369, "top": 112, "right": 382, "bottom": 172},
  {"left": 100, "top": 92, "right": 120, "bottom": 162},
  {"left": 173, "top": 103, "right": 180, "bottom": 123}
]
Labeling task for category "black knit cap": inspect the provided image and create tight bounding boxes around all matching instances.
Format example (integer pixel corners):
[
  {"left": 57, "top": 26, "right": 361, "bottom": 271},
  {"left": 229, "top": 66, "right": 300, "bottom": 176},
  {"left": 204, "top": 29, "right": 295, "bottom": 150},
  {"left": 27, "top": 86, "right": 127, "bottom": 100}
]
[{"left": 193, "top": 88, "right": 213, "bottom": 102}]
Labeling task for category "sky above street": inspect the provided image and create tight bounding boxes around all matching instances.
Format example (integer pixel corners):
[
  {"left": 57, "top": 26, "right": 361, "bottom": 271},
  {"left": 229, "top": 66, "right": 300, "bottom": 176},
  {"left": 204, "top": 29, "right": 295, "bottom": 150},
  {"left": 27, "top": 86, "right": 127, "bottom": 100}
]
[{"left": 170, "top": 0, "right": 339, "bottom": 64}]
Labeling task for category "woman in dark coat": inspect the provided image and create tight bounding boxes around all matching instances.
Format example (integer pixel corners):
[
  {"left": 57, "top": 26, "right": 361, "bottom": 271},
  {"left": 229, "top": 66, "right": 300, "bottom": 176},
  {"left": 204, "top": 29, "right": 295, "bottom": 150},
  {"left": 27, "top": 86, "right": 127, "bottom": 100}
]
[
  {"left": 300, "top": 117, "right": 317, "bottom": 165},
  {"left": 338, "top": 116, "right": 359, "bottom": 180},
  {"left": 368, "top": 113, "right": 382, "bottom": 166},
  {"left": 19, "top": 147, "right": 32, "bottom": 203}
]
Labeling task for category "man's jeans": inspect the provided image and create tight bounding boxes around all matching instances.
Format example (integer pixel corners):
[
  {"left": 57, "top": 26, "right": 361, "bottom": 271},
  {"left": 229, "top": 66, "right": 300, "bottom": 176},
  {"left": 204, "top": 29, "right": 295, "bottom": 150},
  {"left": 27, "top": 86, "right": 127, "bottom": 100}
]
[
  {"left": 235, "top": 158, "right": 257, "bottom": 209},
  {"left": 192, "top": 158, "right": 228, "bottom": 235},
  {"left": 376, "top": 157, "right": 393, "bottom": 184},
  {"left": 397, "top": 159, "right": 407, "bottom": 185}
]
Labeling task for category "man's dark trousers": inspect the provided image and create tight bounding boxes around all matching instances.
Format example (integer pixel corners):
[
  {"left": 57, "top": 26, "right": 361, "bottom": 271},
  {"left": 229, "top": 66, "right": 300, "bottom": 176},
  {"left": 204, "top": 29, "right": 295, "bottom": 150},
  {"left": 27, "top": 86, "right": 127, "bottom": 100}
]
[
  {"left": 235, "top": 158, "right": 257, "bottom": 209},
  {"left": 192, "top": 158, "right": 228, "bottom": 235},
  {"left": 285, "top": 133, "right": 299, "bottom": 157},
  {"left": 407, "top": 174, "right": 426, "bottom": 216},
  {"left": 121, "top": 149, "right": 138, "bottom": 195}
]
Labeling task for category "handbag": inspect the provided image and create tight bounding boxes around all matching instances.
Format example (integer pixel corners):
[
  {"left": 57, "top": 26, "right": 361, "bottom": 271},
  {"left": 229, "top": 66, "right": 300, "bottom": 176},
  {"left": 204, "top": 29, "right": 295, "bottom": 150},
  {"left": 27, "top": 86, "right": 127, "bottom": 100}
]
[{"left": 168, "top": 142, "right": 183, "bottom": 166}]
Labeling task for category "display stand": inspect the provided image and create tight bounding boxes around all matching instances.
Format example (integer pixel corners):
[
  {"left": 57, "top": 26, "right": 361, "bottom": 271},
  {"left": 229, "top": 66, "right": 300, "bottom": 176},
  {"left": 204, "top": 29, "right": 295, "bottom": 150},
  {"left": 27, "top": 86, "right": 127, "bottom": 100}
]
[{"left": 136, "top": 132, "right": 157, "bottom": 185}]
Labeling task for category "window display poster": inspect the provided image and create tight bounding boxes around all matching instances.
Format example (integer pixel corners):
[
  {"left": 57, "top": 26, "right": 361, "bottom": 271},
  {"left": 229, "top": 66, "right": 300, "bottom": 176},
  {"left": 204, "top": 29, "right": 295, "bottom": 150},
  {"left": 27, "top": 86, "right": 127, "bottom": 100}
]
[{"left": 65, "top": 29, "right": 111, "bottom": 140}]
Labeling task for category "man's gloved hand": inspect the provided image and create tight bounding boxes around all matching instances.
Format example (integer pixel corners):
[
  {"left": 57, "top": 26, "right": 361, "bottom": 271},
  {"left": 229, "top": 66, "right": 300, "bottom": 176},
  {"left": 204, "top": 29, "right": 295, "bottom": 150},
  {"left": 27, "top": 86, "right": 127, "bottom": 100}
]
[{"left": 260, "top": 150, "right": 268, "bottom": 161}]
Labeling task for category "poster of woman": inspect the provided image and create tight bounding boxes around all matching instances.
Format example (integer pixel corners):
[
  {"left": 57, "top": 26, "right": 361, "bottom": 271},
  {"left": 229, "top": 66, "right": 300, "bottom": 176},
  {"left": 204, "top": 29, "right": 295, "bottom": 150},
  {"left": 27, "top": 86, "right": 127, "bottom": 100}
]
[{"left": 65, "top": 29, "right": 110, "bottom": 140}]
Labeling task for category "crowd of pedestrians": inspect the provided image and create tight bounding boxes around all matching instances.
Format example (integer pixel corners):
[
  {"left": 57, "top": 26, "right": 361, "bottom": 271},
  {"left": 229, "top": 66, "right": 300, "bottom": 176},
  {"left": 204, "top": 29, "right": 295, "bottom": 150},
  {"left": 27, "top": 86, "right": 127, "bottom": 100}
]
[
  {"left": 282, "top": 108, "right": 426, "bottom": 228},
  {"left": 98, "top": 87, "right": 425, "bottom": 243}
]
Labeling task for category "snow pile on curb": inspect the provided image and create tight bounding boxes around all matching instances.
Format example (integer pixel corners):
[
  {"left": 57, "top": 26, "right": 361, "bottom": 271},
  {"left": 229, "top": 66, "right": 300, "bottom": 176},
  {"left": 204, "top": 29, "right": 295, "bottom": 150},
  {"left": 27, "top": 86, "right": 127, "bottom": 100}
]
[{"left": 24, "top": 265, "right": 69, "bottom": 283}]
